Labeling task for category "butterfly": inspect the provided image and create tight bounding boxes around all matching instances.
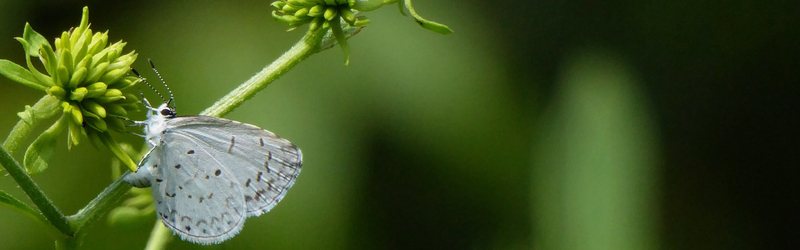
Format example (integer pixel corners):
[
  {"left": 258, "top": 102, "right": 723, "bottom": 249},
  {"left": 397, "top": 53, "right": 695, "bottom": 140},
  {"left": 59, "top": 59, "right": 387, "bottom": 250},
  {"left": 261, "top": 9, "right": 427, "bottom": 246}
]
[{"left": 122, "top": 60, "right": 302, "bottom": 244}]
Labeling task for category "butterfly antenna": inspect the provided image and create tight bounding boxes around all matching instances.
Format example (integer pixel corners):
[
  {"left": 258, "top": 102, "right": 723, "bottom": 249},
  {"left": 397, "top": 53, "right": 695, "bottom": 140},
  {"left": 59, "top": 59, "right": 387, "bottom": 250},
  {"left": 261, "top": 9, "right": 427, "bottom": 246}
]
[
  {"left": 148, "top": 59, "right": 175, "bottom": 109},
  {"left": 131, "top": 67, "right": 166, "bottom": 105}
]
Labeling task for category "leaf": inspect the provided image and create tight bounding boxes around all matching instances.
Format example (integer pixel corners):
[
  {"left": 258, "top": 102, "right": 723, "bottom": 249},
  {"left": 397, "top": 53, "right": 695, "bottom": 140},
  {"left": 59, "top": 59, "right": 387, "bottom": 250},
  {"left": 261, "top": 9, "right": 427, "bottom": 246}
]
[
  {"left": 15, "top": 38, "right": 53, "bottom": 87},
  {"left": 403, "top": 0, "right": 453, "bottom": 34},
  {"left": 0, "top": 60, "right": 47, "bottom": 91},
  {"left": 319, "top": 20, "right": 365, "bottom": 52},
  {"left": 23, "top": 114, "right": 68, "bottom": 174},
  {"left": 329, "top": 21, "right": 351, "bottom": 65},
  {"left": 21, "top": 23, "right": 50, "bottom": 57},
  {"left": 0, "top": 190, "right": 49, "bottom": 226}
]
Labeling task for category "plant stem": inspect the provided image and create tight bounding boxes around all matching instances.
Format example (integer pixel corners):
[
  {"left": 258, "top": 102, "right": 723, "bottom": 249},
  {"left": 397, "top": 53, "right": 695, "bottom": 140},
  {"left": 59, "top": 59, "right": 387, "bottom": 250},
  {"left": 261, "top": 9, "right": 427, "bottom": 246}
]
[
  {"left": 2, "top": 95, "right": 60, "bottom": 155},
  {"left": 144, "top": 222, "right": 172, "bottom": 250},
  {"left": 66, "top": 172, "right": 132, "bottom": 230},
  {"left": 0, "top": 147, "right": 72, "bottom": 236},
  {"left": 200, "top": 28, "right": 326, "bottom": 117}
]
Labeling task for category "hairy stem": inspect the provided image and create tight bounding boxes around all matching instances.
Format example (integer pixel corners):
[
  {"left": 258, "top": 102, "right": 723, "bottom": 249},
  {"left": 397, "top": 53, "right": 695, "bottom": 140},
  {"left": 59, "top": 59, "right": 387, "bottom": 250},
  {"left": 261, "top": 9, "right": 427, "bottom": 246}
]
[
  {"left": 66, "top": 172, "right": 132, "bottom": 230},
  {"left": 200, "top": 28, "right": 326, "bottom": 117},
  {"left": 0, "top": 147, "right": 72, "bottom": 236},
  {"left": 2, "top": 95, "right": 60, "bottom": 155}
]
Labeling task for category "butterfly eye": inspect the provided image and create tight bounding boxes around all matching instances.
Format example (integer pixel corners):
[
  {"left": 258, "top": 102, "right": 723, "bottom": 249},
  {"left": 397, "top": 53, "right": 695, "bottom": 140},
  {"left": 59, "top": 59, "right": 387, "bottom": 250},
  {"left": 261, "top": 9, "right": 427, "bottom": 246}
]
[{"left": 160, "top": 108, "right": 174, "bottom": 117}]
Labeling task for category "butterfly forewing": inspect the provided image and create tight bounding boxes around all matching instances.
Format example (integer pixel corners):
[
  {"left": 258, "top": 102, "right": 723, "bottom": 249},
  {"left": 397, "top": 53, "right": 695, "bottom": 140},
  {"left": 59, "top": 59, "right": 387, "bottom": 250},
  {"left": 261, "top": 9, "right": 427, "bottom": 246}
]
[
  {"left": 166, "top": 116, "right": 302, "bottom": 216},
  {"left": 150, "top": 131, "right": 247, "bottom": 245}
]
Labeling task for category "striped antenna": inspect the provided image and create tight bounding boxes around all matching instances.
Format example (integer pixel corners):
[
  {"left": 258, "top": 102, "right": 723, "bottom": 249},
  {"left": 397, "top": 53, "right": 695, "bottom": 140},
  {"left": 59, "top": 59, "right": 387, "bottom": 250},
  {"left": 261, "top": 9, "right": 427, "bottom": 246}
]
[
  {"left": 148, "top": 59, "right": 175, "bottom": 109},
  {"left": 130, "top": 67, "right": 166, "bottom": 105}
]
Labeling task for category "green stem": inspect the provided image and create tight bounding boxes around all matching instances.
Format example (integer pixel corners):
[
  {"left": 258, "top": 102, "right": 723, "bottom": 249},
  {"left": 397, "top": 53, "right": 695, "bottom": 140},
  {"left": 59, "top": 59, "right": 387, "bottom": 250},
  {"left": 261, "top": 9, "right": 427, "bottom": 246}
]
[
  {"left": 66, "top": 172, "right": 132, "bottom": 230},
  {"left": 2, "top": 95, "right": 60, "bottom": 155},
  {"left": 144, "top": 222, "right": 172, "bottom": 250},
  {"left": 200, "top": 28, "right": 326, "bottom": 117},
  {"left": 0, "top": 147, "right": 72, "bottom": 236}
]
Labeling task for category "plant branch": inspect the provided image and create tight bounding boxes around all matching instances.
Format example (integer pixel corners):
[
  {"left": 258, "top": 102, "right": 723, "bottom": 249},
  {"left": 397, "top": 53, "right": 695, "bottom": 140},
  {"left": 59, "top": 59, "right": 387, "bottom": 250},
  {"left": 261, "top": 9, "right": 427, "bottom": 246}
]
[
  {"left": 0, "top": 147, "right": 72, "bottom": 236},
  {"left": 66, "top": 172, "right": 132, "bottom": 230},
  {"left": 2, "top": 95, "right": 60, "bottom": 155},
  {"left": 200, "top": 28, "right": 326, "bottom": 117}
]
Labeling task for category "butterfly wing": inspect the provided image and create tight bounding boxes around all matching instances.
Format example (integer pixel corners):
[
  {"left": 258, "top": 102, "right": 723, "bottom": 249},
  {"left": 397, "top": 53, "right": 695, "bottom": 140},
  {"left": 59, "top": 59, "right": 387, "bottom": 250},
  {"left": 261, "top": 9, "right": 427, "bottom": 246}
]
[
  {"left": 165, "top": 116, "right": 302, "bottom": 217},
  {"left": 148, "top": 131, "right": 248, "bottom": 245}
]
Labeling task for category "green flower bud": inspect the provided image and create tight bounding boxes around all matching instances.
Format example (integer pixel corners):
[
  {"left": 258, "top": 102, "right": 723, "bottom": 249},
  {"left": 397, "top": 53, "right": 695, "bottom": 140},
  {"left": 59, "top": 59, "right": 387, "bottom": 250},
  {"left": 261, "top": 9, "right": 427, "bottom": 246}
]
[
  {"left": 65, "top": 102, "right": 83, "bottom": 125},
  {"left": 339, "top": 7, "right": 356, "bottom": 24},
  {"left": 104, "top": 103, "right": 127, "bottom": 117},
  {"left": 82, "top": 99, "right": 106, "bottom": 118},
  {"left": 85, "top": 82, "right": 107, "bottom": 98},
  {"left": 308, "top": 5, "right": 324, "bottom": 17},
  {"left": 98, "top": 68, "right": 127, "bottom": 84},
  {"left": 47, "top": 86, "right": 67, "bottom": 99},
  {"left": 294, "top": 8, "right": 309, "bottom": 18},
  {"left": 105, "top": 116, "right": 126, "bottom": 133},
  {"left": 68, "top": 67, "right": 87, "bottom": 88},
  {"left": 324, "top": 7, "right": 337, "bottom": 20},
  {"left": 70, "top": 87, "right": 88, "bottom": 101},
  {"left": 56, "top": 65, "right": 69, "bottom": 87},
  {"left": 85, "top": 62, "right": 109, "bottom": 83}
]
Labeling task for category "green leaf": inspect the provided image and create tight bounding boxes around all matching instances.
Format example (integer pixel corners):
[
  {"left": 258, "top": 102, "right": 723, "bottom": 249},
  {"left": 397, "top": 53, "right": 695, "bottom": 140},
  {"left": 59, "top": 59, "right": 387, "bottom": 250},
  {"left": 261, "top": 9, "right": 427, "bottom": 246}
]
[
  {"left": 329, "top": 21, "right": 351, "bottom": 65},
  {"left": 21, "top": 23, "right": 50, "bottom": 57},
  {"left": 0, "top": 190, "right": 50, "bottom": 227},
  {"left": 23, "top": 114, "right": 67, "bottom": 174},
  {"left": 319, "top": 20, "right": 365, "bottom": 52},
  {"left": 15, "top": 38, "right": 53, "bottom": 86},
  {"left": 403, "top": 0, "right": 453, "bottom": 34},
  {"left": 0, "top": 60, "right": 47, "bottom": 91}
]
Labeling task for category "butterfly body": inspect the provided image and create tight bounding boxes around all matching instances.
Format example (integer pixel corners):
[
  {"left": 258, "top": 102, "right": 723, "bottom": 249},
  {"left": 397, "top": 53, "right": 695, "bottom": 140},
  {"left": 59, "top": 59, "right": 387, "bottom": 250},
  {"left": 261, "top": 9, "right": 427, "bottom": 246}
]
[{"left": 124, "top": 103, "right": 302, "bottom": 244}]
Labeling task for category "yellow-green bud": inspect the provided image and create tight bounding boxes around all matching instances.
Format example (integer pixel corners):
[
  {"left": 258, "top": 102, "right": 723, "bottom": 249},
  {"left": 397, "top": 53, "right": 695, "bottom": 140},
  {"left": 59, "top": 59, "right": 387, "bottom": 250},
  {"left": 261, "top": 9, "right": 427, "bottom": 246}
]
[
  {"left": 271, "top": 1, "right": 286, "bottom": 9},
  {"left": 308, "top": 5, "right": 324, "bottom": 17},
  {"left": 68, "top": 122, "right": 81, "bottom": 147},
  {"left": 105, "top": 116, "right": 126, "bottom": 133},
  {"left": 66, "top": 102, "right": 83, "bottom": 124},
  {"left": 98, "top": 68, "right": 127, "bottom": 84},
  {"left": 70, "top": 87, "right": 88, "bottom": 101},
  {"left": 82, "top": 100, "right": 106, "bottom": 118},
  {"left": 324, "top": 7, "right": 337, "bottom": 21},
  {"left": 309, "top": 17, "right": 324, "bottom": 31},
  {"left": 85, "top": 82, "right": 108, "bottom": 98},
  {"left": 104, "top": 103, "right": 127, "bottom": 117},
  {"left": 84, "top": 113, "right": 107, "bottom": 132},
  {"left": 56, "top": 65, "right": 69, "bottom": 87},
  {"left": 68, "top": 67, "right": 87, "bottom": 88},
  {"left": 340, "top": 8, "right": 355, "bottom": 24},
  {"left": 294, "top": 8, "right": 309, "bottom": 17},
  {"left": 60, "top": 49, "right": 74, "bottom": 72},
  {"left": 47, "top": 86, "right": 67, "bottom": 99},
  {"left": 85, "top": 62, "right": 109, "bottom": 83}
]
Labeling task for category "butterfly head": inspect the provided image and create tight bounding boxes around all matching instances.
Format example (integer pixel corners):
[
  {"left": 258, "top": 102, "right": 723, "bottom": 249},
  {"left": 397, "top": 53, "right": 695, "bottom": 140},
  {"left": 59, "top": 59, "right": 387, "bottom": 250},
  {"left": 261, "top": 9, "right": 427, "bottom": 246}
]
[{"left": 157, "top": 103, "right": 177, "bottom": 118}]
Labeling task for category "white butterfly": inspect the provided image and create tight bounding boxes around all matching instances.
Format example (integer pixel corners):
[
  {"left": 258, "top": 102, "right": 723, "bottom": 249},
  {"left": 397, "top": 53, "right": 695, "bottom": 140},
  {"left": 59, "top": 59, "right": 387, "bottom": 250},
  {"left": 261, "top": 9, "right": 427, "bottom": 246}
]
[{"left": 122, "top": 62, "right": 302, "bottom": 244}]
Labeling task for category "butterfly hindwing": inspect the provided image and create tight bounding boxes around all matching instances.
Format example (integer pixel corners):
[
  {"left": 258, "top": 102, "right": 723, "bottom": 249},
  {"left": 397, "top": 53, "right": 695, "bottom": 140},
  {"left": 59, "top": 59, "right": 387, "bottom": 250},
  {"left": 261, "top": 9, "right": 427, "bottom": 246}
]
[
  {"left": 165, "top": 116, "right": 302, "bottom": 217},
  {"left": 149, "top": 131, "right": 247, "bottom": 245}
]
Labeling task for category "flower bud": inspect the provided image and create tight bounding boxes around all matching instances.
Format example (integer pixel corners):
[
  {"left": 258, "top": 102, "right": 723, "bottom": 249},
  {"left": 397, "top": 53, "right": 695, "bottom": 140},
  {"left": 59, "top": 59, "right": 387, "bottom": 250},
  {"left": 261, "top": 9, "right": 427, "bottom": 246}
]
[
  {"left": 82, "top": 100, "right": 106, "bottom": 118},
  {"left": 85, "top": 82, "right": 108, "bottom": 98},
  {"left": 70, "top": 87, "right": 88, "bottom": 101}
]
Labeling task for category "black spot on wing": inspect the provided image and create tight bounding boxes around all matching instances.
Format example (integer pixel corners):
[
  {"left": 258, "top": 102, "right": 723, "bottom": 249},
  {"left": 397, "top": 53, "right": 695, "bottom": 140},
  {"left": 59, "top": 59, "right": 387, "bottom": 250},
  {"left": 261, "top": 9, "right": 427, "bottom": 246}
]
[
  {"left": 215, "top": 169, "right": 221, "bottom": 176},
  {"left": 187, "top": 150, "right": 194, "bottom": 154},
  {"left": 228, "top": 136, "right": 235, "bottom": 153}
]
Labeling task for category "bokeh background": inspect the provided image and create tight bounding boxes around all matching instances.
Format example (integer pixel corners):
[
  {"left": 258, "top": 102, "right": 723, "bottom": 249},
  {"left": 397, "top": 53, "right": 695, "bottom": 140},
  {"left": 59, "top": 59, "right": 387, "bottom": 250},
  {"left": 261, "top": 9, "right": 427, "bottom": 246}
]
[{"left": 1, "top": 1, "right": 797, "bottom": 249}]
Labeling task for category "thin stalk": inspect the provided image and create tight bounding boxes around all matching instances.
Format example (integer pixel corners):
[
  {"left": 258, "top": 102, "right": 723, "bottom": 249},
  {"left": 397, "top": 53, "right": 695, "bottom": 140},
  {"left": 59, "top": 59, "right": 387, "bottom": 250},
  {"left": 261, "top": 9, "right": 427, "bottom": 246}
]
[
  {"left": 0, "top": 147, "right": 72, "bottom": 236},
  {"left": 66, "top": 172, "right": 132, "bottom": 230},
  {"left": 200, "top": 28, "right": 326, "bottom": 117}
]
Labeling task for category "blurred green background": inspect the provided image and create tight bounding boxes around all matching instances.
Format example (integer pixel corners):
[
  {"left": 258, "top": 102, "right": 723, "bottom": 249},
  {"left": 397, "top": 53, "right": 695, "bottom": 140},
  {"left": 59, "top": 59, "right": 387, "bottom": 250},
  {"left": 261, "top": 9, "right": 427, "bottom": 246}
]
[{"left": 1, "top": 1, "right": 797, "bottom": 249}]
